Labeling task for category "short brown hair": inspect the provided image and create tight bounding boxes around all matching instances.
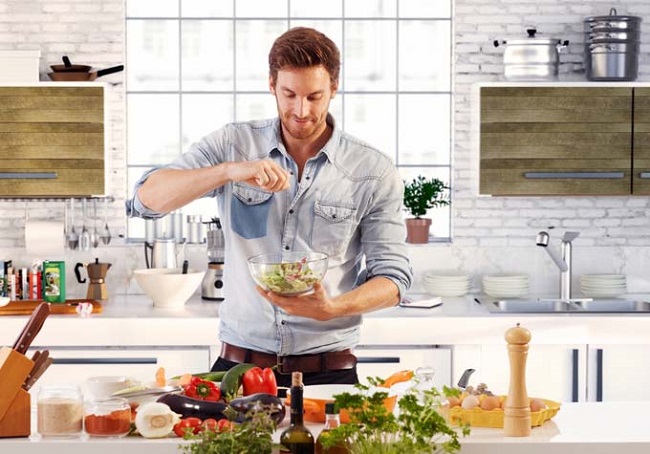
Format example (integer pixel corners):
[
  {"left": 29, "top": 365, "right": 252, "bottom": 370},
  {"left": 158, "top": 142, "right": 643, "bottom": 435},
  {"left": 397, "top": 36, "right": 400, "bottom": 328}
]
[{"left": 269, "top": 27, "right": 340, "bottom": 86}]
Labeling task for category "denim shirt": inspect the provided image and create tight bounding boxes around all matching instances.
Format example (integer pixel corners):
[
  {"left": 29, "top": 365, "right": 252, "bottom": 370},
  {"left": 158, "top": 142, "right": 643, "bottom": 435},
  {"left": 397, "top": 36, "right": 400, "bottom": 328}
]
[{"left": 127, "top": 114, "right": 413, "bottom": 355}]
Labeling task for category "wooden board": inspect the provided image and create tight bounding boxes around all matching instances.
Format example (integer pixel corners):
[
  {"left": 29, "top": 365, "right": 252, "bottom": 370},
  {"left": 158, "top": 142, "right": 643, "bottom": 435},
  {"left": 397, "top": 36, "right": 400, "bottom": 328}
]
[{"left": 0, "top": 299, "right": 102, "bottom": 316}]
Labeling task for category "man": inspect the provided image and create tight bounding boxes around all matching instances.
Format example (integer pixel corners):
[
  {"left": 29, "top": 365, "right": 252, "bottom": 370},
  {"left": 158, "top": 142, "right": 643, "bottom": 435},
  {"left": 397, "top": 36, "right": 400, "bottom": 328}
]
[{"left": 127, "top": 27, "right": 412, "bottom": 387}]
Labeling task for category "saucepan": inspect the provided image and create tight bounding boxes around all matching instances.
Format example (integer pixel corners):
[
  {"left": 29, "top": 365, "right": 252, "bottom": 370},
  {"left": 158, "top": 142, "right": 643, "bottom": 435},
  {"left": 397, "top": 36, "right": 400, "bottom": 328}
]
[
  {"left": 48, "top": 65, "right": 124, "bottom": 81},
  {"left": 50, "top": 55, "right": 93, "bottom": 73}
]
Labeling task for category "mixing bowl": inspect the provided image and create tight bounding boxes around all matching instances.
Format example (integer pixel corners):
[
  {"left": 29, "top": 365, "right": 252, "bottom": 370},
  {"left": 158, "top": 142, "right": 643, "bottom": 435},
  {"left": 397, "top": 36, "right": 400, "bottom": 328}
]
[
  {"left": 133, "top": 268, "right": 203, "bottom": 308},
  {"left": 247, "top": 251, "right": 328, "bottom": 296}
]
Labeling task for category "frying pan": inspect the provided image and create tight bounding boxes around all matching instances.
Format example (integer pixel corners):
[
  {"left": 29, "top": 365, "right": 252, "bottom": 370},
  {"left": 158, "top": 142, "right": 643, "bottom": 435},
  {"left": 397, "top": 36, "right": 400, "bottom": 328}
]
[
  {"left": 47, "top": 65, "right": 124, "bottom": 81},
  {"left": 50, "top": 55, "right": 93, "bottom": 73}
]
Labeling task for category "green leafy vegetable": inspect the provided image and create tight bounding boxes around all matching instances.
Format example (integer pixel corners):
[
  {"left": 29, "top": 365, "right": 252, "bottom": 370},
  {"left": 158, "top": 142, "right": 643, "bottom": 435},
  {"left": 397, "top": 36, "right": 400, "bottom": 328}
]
[{"left": 259, "top": 258, "right": 320, "bottom": 294}]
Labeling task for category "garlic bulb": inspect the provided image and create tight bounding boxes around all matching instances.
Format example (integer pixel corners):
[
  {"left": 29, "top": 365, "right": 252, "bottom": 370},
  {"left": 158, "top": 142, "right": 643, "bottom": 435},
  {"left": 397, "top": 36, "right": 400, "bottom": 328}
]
[{"left": 135, "top": 402, "right": 180, "bottom": 438}]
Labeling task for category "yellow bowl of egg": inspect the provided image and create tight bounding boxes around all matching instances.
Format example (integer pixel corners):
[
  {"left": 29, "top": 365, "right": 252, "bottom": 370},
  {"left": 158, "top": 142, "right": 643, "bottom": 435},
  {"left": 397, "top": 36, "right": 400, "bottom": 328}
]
[{"left": 441, "top": 394, "right": 561, "bottom": 428}]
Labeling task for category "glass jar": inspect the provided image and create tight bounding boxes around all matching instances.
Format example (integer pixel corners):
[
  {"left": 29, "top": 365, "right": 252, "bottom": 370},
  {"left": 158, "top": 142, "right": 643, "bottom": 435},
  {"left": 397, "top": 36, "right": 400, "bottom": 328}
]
[
  {"left": 84, "top": 397, "right": 132, "bottom": 438},
  {"left": 412, "top": 366, "right": 437, "bottom": 404},
  {"left": 37, "top": 385, "right": 84, "bottom": 438}
]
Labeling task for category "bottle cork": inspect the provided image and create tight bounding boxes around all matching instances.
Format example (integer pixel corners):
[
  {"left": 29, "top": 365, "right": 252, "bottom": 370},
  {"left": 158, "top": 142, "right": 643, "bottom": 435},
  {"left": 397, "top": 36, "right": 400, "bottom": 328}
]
[
  {"left": 291, "top": 371, "right": 303, "bottom": 387},
  {"left": 503, "top": 323, "right": 532, "bottom": 437}
]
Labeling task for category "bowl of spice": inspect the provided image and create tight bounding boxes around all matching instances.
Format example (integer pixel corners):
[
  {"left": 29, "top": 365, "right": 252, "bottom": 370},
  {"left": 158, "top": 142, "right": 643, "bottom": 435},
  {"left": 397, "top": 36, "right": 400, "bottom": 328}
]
[
  {"left": 37, "top": 385, "right": 84, "bottom": 438},
  {"left": 84, "top": 397, "right": 132, "bottom": 438}
]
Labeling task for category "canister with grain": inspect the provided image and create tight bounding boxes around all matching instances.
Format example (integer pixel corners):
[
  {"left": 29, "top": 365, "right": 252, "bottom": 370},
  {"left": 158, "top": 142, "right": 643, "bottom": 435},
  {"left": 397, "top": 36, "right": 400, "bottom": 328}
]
[{"left": 37, "top": 385, "right": 84, "bottom": 438}]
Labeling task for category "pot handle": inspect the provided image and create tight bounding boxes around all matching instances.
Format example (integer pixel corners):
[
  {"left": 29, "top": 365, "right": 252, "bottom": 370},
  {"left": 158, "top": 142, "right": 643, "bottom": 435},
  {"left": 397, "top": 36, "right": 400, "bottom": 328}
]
[
  {"left": 557, "top": 40, "right": 570, "bottom": 51},
  {"left": 493, "top": 40, "right": 505, "bottom": 48},
  {"left": 74, "top": 262, "right": 87, "bottom": 284}
]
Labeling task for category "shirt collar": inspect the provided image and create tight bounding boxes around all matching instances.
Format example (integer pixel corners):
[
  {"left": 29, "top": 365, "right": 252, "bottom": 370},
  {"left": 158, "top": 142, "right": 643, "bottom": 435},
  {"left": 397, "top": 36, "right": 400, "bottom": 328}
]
[{"left": 267, "top": 113, "right": 340, "bottom": 163}]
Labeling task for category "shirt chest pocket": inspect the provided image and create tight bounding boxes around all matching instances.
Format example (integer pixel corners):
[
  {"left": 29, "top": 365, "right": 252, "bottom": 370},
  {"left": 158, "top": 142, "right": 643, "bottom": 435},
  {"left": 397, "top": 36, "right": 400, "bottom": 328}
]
[
  {"left": 231, "top": 183, "right": 273, "bottom": 239},
  {"left": 311, "top": 201, "right": 357, "bottom": 257}
]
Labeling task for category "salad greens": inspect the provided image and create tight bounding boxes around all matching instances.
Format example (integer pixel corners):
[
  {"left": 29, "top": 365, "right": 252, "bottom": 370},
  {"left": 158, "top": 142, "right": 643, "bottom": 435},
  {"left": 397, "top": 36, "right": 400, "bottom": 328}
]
[{"left": 258, "top": 257, "right": 320, "bottom": 295}]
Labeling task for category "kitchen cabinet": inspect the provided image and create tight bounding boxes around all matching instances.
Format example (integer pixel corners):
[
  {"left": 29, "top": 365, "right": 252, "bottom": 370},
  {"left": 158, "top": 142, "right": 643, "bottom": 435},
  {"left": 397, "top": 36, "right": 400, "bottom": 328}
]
[
  {"left": 633, "top": 88, "right": 650, "bottom": 194},
  {"left": 586, "top": 344, "right": 650, "bottom": 402},
  {"left": 479, "top": 86, "right": 632, "bottom": 196},
  {"left": 0, "top": 84, "right": 105, "bottom": 197},
  {"left": 354, "top": 344, "right": 452, "bottom": 388}
]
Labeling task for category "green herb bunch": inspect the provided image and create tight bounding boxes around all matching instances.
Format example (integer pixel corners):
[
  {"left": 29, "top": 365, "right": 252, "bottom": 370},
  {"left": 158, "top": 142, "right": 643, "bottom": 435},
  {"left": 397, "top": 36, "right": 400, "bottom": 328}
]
[
  {"left": 180, "top": 406, "right": 276, "bottom": 454},
  {"left": 319, "top": 380, "right": 469, "bottom": 454},
  {"left": 403, "top": 176, "right": 450, "bottom": 218}
]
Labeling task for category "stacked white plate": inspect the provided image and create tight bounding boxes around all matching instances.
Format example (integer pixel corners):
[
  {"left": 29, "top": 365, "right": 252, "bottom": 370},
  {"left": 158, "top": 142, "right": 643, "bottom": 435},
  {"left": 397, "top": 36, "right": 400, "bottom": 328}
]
[
  {"left": 580, "top": 274, "right": 626, "bottom": 297},
  {"left": 482, "top": 274, "right": 529, "bottom": 298},
  {"left": 423, "top": 271, "right": 471, "bottom": 297}
]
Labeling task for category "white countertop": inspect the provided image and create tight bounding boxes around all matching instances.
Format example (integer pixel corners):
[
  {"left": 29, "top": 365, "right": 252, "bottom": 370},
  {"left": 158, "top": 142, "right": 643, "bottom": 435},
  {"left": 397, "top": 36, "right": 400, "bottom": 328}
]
[{"left": 0, "top": 401, "right": 646, "bottom": 454}]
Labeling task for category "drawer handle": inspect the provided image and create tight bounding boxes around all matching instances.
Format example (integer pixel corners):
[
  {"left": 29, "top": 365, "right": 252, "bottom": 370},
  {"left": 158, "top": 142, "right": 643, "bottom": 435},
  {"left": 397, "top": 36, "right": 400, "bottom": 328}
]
[
  {"left": 639, "top": 173, "right": 650, "bottom": 179},
  {"left": 52, "top": 358, "right": 157, "bottom": 365},
  {"left": 524, "top": 172, "right": 625, "bottom": 179},
  {"left": 0, "top": 172, "right": 58, "bottom": 179},
  {"left": 356, "top": 357, "right": 400, "bottom": 364}
]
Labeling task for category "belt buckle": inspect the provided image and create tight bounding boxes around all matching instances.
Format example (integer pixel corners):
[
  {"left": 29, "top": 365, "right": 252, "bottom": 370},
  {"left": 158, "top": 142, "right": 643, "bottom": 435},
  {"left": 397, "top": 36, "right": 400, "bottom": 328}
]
[{"left": 276, "top": 355, "right": 290, "bottom": 375}]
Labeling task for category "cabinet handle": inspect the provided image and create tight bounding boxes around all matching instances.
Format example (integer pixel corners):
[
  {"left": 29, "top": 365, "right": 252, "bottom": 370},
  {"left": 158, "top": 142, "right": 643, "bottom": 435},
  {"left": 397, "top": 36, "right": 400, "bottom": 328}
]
[
  {"left": 639, "top": 173, "right": 650, "bottom": 179},
  {"left": 524, "top": 172, "right": 625, "bottom": 179},
  {"left": 0, "top": 172, "right": 58, "bottom": 179},
  {"left": 596, "top": 349, "right": 603, "bottom": 402},
  {"left": 356, "top": 357, "right": 400, "bottom": 364},
  {"left": 571, "top": 349, "right": 579, "bottom": 403},
  {"left": 52, "top": 357, "right": 157, "bottom": 365}
]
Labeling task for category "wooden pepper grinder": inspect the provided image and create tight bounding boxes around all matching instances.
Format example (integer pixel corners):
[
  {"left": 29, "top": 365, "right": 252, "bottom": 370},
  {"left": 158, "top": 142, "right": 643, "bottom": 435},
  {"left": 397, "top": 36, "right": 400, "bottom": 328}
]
[{"left": 503, "top": 323, "right": 532, "bottom": 437}]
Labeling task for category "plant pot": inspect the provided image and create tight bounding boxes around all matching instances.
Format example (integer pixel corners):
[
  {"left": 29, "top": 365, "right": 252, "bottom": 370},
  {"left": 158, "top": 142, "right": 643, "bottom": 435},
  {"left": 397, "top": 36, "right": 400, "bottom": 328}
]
[{"left": 405, "top": 218, "right": 432, "bottom": 244}]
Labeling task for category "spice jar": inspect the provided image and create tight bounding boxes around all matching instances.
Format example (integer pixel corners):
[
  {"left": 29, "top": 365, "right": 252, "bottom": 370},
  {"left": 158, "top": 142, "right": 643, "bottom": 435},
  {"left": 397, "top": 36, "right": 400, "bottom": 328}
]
[
  {"left": 84, "top": 397, "right": 132, "bottom": 437},
  {"left": 37, "top": 385, "right": 84, "bottom": 438}
]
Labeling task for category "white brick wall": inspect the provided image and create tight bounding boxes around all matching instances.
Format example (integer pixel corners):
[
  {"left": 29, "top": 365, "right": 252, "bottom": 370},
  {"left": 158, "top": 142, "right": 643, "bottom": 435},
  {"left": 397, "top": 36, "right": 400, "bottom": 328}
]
[{"left": 2, "top": 1, "right": 650, "bottom": 294}]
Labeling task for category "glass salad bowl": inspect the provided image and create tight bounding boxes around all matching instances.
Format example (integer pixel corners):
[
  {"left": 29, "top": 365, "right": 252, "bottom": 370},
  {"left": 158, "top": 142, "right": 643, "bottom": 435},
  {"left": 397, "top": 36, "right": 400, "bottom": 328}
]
[{"left": 247, "top": 251, "right": 328, "bottom": 296}]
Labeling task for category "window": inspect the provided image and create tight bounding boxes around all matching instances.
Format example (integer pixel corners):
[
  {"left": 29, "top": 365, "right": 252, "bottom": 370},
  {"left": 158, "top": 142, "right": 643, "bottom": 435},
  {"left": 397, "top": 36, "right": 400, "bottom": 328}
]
[{"left": 126, "top": 0, "right": 452, "bottom": 240}]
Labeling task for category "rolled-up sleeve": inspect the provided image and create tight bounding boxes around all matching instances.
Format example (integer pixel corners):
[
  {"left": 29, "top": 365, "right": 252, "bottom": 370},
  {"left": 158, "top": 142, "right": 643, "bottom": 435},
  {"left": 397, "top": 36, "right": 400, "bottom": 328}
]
[{"left": 360, "top": 165, "right": 413, "bottom": 300}]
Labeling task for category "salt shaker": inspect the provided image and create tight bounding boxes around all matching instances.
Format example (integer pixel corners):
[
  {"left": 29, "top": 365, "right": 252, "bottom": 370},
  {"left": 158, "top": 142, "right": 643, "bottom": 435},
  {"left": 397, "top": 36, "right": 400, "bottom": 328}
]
[{"left": 503, "top": 323, "right": 532, "bottom": 437}]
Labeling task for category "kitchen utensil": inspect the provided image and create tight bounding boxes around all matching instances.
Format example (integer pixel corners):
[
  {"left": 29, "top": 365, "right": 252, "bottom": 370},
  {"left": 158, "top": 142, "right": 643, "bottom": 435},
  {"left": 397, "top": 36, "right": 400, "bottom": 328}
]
[
  {"left": 101, "top": 198, "right": 111, "bottom": 245},
  {"left": 12, "top": 302, "right": 50, "bottom": 355},
  {"left": 247, "top": 251, "right": 328, "bottom": 296},
  {"left": 91, "top": 199, "right": 100, "bottom": 248},
  {"left": 79, "top": 198, "right": 90, "bottom": 251},
  {"left": 457, "top": 368, "right": 476, "bottom": 389},
  {"left": 202, "top": 218, "right": 225, "bottom": 301},
  {"left": 133, "top": 268, "right": 203, "bottom": 309},
  {"left": 66, "top": 198, "right": 79, "bottom": 250},
  {"left": 182, "top": 260, "right": 189, "bottom": 275},
  {"left": 50, "top": 55, "right": 92, "bottom": 72},
  {"left": 494, "top": 28, "right": 569, "bottom": 81},
  {"left": 74, "top": 258, "right": 112, "bottom": 301},
  {"left": 47, "top": 65, "right": 124, "bottom": 81},
  {"left": 144, "top": 238, "right": 179, "bottom": 269},
  {"left": 23, "top": 349, "right": 48, "bottom": 390}
]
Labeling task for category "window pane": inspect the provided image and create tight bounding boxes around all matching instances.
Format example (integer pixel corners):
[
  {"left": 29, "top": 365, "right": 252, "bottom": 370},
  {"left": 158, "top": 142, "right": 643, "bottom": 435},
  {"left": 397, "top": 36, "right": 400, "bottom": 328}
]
[
  {"left": 398, "top": 94, "right": 450, "bottom": 165},
  {"left": 399, "top": 20, "right": 450, "bottom": 91},
  {"left": 345, "top": 0, "right": 397, "bottom": 18},
  {"left": 128, "top": 94, "right": 180, "bottom": 165},
  {"left": 290, "top": 1, "right": 342, "bottom": 18},
  {"left": 127, "top": 20, "right": 179, "bottom": 91},
  {"left": 236, "top": 20, "right": 287, "bottom": 91},
  {"left": 236, "top": 94, "right": 278, "bottom": 121},
  {"left": 399, "top": 0, "right": 451, "bottom": 18},
  {"left": 182, "top": 20, "right": 234, "bottom": 91},
  {"left": 181, "top": 0, "right": 233, "bottom": 17},
  {"left": 127, "top": 0, "right": 177, "bottom": 17},
  {"left": 182, "top": 94, "right": 234, "bottom": 150},
  {"left": 400, "top": 167, "right": 451, "bottom": 238},
  {"left": 344, "top": 21, "right": 396, "bottom": 91},
  {"left": 343, "top": 94, "right": 396, "bottom": 160},
  {"left": 236, "top": 0, "right": 287, "bottom": 18}
]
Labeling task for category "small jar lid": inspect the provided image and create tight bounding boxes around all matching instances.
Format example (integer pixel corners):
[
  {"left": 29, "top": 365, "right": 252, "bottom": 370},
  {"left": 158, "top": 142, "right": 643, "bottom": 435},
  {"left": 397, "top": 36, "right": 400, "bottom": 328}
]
[{"left": 324, "top": 402, "right": 337, "bottom": 414}]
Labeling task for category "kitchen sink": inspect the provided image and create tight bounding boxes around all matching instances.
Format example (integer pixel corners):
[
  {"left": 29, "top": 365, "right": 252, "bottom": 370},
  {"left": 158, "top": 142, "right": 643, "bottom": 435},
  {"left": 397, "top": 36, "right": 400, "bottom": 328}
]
[{"left": 477, "top": 297, "right": 650, "bottom": 313}]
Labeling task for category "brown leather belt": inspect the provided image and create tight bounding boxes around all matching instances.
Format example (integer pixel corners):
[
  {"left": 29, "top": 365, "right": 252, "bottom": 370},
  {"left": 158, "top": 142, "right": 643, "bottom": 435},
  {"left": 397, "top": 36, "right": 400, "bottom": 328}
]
[{"left": 220, "top": 342, "right": 357, "bottom": 375}]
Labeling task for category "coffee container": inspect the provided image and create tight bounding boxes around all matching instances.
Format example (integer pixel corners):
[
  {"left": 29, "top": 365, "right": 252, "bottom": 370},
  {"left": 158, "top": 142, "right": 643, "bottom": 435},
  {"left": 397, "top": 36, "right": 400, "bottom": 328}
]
[{"left": 42, "top": 261, "right": 66, "bottom": 303}]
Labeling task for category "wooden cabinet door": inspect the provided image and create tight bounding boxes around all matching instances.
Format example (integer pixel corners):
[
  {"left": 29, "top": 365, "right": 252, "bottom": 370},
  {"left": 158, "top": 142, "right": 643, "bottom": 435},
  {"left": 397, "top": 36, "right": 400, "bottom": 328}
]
[
  {"left": 0, "top": 86, "right": 105, "bottom": 197},
  {"left": 480, "top": 87, "right": 632, "bottom": 196},
  {"left": 632, "top": 88, "right": 650, "bottom": 194}
]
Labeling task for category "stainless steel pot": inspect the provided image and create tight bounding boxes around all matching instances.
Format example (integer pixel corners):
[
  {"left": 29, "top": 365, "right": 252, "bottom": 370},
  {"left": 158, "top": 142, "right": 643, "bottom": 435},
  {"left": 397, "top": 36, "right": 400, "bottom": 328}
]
[
  {"left": 494, "top": 28, "right": 569, "bottom": 81},
  {"left": 585, "top": 30, "right": 640, "bottom": 43},
  {"left": 586, "top": 49, "right": 639, "bottom": 81},
  {"left": 584, "top": 8, "right": 641, "bottom": 32}
]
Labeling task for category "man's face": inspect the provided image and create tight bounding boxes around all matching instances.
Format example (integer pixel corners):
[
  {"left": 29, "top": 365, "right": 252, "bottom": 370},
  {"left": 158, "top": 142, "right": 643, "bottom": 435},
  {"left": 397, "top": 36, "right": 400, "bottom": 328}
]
[{"left": 270, "top": 65, "right": 337, "bottom": 141}]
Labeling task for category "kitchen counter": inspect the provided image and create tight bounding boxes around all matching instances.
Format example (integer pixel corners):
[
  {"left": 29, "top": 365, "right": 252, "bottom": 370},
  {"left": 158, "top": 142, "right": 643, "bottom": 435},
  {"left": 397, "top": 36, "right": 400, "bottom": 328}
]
[{"left": 0, "top": 401, "right": 646, "bottom": 453}]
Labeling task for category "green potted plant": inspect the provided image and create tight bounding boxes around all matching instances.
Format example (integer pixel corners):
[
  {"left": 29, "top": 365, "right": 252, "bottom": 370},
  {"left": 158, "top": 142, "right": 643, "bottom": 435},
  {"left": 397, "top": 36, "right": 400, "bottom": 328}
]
[{"left": 403, "top": 176, "right": 450, "bottom": 243}]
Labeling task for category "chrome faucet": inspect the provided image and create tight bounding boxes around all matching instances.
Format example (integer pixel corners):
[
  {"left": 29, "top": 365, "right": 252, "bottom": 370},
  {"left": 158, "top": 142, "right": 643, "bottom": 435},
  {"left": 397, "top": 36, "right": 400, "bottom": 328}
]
[{"left": 536, "top": 231, "right": 580, "bottom": 301}]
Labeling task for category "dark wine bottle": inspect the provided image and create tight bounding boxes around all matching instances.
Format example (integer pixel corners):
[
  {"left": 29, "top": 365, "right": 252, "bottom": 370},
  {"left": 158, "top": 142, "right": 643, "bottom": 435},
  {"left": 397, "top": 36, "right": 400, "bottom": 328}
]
[{"left": 279, "top": 371, "right": 315, "bottom": 454}]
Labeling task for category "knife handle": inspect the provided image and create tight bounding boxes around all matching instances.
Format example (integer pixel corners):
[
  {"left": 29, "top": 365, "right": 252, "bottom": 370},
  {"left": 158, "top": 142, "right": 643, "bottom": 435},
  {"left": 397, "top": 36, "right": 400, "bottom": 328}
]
[{"left": 13, "top": 302, "right": 50, "bottom": 355}]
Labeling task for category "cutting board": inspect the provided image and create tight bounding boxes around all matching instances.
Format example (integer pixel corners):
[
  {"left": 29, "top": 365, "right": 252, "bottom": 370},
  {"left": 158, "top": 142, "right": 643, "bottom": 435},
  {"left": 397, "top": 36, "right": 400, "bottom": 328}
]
[{"left": 0, "top": 300, "right": 102, "bottom": 316}]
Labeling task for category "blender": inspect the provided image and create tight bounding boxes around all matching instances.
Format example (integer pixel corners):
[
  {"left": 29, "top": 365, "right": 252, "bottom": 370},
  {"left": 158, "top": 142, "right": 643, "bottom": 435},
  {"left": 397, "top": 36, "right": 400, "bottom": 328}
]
[{"left": 201, "top": 218, "right": 225, "bottom": 301}]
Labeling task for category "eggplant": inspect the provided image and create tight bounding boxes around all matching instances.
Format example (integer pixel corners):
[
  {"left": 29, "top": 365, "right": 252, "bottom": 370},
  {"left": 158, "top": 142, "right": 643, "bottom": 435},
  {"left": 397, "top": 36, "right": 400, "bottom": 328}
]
[
  {"left": 230, "top": 393, "right": 286, "bottom": 425},
  {"left": 157, "top": 392, "right": 228, "bottom": 421}
]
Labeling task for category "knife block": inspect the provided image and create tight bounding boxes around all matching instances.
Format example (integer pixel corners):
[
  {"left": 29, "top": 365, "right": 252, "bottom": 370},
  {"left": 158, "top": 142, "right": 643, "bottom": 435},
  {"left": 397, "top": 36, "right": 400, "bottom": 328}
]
[{"left": 0, "top": 346, "right": 34, "bottom": 438}]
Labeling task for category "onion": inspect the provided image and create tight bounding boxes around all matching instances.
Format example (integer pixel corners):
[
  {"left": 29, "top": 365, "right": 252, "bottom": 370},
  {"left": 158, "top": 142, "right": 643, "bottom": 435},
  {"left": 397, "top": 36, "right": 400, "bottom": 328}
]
[{"left": 134, "top": 402, "right": 180, "bottom": 438}]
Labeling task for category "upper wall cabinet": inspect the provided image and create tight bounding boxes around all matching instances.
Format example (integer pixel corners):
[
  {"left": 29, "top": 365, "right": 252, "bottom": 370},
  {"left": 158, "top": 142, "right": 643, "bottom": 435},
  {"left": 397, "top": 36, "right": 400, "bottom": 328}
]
[
  {"left": 0, "top": 84, "right": 105, "bottom": 198},
  {"left": 477, "top": 84, "right": 650, "bottom": 196}
]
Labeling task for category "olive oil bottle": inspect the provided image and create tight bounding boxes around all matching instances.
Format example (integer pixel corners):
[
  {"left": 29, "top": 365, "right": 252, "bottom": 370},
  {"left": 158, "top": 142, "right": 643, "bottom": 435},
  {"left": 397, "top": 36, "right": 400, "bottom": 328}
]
[
  {"left": 280, "top": 371, "right": 315, "bottom": 454},
  {"left": 315, "top": 402, "right": 347, "bottom": 454}
]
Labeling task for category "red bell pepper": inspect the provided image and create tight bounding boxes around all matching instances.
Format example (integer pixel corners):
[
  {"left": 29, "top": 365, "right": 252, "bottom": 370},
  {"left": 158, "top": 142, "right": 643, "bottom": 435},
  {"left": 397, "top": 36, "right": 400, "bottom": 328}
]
[
  {"left": 242, "top": 366, "right": 278, "bottom": 396},
  {"left": 183, "top": 376, "right": 221, "bottom": 401}
]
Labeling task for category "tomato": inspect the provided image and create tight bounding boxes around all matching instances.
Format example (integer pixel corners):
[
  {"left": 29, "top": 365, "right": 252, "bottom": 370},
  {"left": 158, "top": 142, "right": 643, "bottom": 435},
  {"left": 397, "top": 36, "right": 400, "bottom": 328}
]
[
  {"left": 217, "top": 419, "right": 235, "bottom": 432},
  {"left": 173, "top": 417, "right": 202, "bottom": 437},
  {"left": 199, "top": 418, "right": 218, "bottom": 433}
]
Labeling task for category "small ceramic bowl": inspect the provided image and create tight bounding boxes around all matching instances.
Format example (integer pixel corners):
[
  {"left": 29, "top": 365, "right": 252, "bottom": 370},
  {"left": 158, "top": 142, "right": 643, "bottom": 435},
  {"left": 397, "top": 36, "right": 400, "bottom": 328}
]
[{"left": 84, "top": 376, "right": 132, "bottom": 399}]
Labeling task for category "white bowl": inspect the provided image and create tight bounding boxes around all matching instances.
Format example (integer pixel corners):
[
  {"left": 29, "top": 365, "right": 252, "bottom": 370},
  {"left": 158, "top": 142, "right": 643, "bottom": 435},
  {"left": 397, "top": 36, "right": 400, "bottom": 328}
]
[
  {"left": 133, "top": 268, "right": 204, "bottom": 308},
  {"left": 84, "top": 375, "right": 132, "bottom": 399}
]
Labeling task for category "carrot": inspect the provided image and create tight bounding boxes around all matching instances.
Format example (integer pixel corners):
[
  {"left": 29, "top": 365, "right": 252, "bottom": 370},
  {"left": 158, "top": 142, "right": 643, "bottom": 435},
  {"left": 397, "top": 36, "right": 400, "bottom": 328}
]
[
  {"left": 178, "top": 373, "right": 193, "bottom": 386},
  {"left": 380, "top": 369, "right": 414, "bottom": 388},
  {"left": 155, "top": 366, "right": 166, "bottom": 387}
]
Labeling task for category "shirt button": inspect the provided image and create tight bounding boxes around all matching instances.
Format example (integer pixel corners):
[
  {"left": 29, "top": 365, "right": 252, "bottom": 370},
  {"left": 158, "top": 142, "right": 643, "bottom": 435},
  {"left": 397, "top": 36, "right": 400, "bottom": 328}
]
[
  {"left": 281, "top": 320, "right": 286, "bottom": 325},
  {"left": 247, "top": 198, "right": 252, "bottom": 202},
  {"left": 284, "top": 245, "right": 290, "bottom": 250},
  {"left": 305, "top": 176, "right": 310, "bottom": 180},
  {"left": 289, "top": 209, "right": 294, "bottom": 214}
]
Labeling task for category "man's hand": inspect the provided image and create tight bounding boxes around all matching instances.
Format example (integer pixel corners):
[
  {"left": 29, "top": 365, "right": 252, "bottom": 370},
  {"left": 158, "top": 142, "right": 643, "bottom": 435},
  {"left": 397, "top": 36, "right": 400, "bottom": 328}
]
[
  {"left": 256, "top": 282, "right": 339, "bottom": 321},
  {"left": 227, "top": 159, "right": 290, "bottom": 192}
]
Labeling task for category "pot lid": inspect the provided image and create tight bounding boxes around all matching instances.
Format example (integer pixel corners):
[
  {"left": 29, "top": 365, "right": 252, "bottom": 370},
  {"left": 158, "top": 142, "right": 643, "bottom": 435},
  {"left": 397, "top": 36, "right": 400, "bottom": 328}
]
[
  {"left": 584, "top": 8, "right": 642, "bottom": 23},
  {"left": 503, "top": 28, "right": 562, "bottom": 46}
]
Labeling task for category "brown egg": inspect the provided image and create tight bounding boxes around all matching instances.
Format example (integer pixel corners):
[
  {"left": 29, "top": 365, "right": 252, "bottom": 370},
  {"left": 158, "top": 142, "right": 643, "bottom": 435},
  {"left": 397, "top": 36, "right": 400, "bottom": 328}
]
[
  {"left": 530, "top": 398, "right": 547, "bottom": 412},
  {"left": 447, "top": 396, "right": 461, "bottom": 408},
  {"left": 480, "top": 395, "right": 501, "bottom": 411}
]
